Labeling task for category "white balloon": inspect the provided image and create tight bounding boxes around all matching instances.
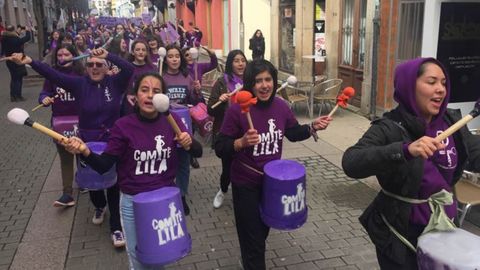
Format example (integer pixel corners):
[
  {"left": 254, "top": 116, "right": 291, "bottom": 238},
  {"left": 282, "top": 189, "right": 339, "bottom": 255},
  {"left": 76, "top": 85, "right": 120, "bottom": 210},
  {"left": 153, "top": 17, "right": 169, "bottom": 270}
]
[
  {"left": 7, "top": 108, "right": 29, "bottom": 125},
  {"left": 152, "top": 94, "right": 170, "bottom": 113}
]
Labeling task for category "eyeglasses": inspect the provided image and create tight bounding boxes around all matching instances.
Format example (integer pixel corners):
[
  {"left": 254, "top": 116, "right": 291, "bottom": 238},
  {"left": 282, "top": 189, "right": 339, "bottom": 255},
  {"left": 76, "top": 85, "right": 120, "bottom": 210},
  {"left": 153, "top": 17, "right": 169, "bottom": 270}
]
[{"left": 86, "top": 62, "right": 104, "bottom": 68}]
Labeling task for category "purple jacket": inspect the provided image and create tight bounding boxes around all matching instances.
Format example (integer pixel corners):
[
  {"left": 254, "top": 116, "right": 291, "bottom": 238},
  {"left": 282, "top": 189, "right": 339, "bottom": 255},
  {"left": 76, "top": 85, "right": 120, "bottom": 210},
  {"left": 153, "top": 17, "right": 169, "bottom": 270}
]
[{"left": 31, "top": 53, "right": 134, "bottom": 140}]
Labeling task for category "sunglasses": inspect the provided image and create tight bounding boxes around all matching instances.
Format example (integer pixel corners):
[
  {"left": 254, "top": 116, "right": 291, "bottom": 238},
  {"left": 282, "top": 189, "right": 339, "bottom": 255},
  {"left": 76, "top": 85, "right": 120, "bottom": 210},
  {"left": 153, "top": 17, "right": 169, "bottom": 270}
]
[{"left": 86, "top": 62, "right": 104, "bottom": 68}]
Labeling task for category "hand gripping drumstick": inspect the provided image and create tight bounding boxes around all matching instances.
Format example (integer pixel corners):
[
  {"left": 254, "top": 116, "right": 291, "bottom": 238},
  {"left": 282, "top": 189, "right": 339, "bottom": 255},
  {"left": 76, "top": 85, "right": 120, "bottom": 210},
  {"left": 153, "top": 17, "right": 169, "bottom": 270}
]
[
  {"left": 158, "top": 47, "right": 166, "bottom": 75},
  {"left": 276, "top": 75, "right": 298, "bottom": 93},
  {"left": 435, "top": 100, "right": 480, "bottom": 142},
  {"left": 211, "top": 84, "right": 244, "bottom": 109},
  {"left": 327, "top": 87, "right": 355, "bottom": 117},
  {"left": 152, "top": 94, "right": 190, "bottom": 150},
  {"left": 31, "top": 89, "right": 67, "bottom": 112},
  {"left": 7, "top": 108, "right": 86, "bottom": 151},
  {"left": 233, "top": 91, "right": 258, "bottom": 130},
  {"left": 189, "top": 47, "right": 199, "bottom": 81}
]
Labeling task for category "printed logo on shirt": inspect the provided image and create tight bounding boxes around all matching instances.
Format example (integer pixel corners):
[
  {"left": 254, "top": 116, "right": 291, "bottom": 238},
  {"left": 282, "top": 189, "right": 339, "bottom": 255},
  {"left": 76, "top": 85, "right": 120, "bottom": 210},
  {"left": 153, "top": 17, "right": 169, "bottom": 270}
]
[
  {"left": 56, "top": 87, "right": 75, "bottom": 102},
  {"left": 151, "top": 202, "right": 185, "bottom": 246},
  {"left": 282, "top": 183, "right": 306, "bottom": 216},
  {"left": 436, "top": 130, "right": 457, "bottom": 169},
  {"left": 104, "top": 87, "right": 113, "bottom": 102},
  {"left": 253, "top": 118, "right": 282, "bottom": 156},
  {"left": 134, "top": 135, "right": 172, "bottom": 175},
  {"left": 166, "top": 86, "right": 188, "bottom": 102}
]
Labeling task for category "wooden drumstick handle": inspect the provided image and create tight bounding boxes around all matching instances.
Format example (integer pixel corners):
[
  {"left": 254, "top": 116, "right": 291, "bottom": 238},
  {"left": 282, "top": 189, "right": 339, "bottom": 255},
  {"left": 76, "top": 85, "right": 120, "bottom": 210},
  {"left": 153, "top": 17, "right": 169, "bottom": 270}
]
[
  {"left": 435, "top": 114, "right": 473, "bottom": 142},
  {"left": 31, "top": 122, "right": 86, "bottom": 151},
  {"left": 194, "top": 61, "right": 198, "bottom": 81},
  {"left": 246, "top": 112, "right": 254, "bottom": 130},
  {"left": 159, "top": 59, "right": 163, "bottom": 75},
  {"left": 211, "top": 86, "right": 243, "bottom": 109},
  {"left": 165, "top": 113, "right": 190, "bottom": 150},
  {"left": 327, "top": 104, "right": 339, "bottom": 118},
  {"left": 31, "top": 103, "right": 45, "bottom": 112}
]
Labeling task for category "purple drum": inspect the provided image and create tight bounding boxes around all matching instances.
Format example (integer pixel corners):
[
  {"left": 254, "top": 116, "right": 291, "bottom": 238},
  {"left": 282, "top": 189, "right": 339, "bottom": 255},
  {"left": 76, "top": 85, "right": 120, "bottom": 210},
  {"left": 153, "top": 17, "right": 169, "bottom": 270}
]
[
  {"left": 52, "top": 115, "right": 79, "bottom": 138},
  {"left": 75, "top": 142, "right": 117, "bottom": 190},
  {"left": 170, "top": 104, "right": 192, "bottom": 133},
  {"left": 133, "top": 187, "right": 191, "bottom": 266},
  {"left": 260, "top": 159, "right": 307, "bottom": 230},
  {"left": 417, "top": 228, "right": 480, "bottom": 270}
]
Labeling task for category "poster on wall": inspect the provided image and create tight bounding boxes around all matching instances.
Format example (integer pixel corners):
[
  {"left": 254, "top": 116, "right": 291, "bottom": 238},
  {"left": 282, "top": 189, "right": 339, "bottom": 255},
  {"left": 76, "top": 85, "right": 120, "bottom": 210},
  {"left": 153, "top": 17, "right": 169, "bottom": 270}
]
[{"left": 437, "top": 3, "right": 480, "bottom": 103}]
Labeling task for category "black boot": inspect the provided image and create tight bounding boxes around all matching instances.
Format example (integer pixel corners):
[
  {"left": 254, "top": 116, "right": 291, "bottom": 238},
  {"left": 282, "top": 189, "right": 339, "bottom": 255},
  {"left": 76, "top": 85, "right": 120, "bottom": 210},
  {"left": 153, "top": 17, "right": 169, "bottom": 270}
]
[
  {"left": 181, "top": 196, "right": 190, "bottom": 216},
  {"left": 190, "top": 156, "right": 200, "bottom": 169}
]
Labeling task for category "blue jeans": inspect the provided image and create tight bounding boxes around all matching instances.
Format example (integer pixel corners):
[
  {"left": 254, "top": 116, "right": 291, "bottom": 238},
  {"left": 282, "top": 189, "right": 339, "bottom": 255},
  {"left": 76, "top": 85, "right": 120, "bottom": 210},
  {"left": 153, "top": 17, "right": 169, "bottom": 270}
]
[
  {"left": 120, "top": 193, "right": 165, "bottom": 270},
  {"left": 176, "top": 149, "right": 190, "bottom": 196}
]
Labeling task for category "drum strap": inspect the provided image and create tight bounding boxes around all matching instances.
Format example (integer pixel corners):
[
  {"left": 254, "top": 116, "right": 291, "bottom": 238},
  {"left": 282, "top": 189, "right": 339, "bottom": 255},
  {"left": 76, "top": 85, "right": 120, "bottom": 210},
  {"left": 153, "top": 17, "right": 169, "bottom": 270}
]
[
  {"left": 239, "top": 161, "right": 264, "bottom": 175},
  {"left": 380, "top": 189, "right": 456, "bottom": 252}
]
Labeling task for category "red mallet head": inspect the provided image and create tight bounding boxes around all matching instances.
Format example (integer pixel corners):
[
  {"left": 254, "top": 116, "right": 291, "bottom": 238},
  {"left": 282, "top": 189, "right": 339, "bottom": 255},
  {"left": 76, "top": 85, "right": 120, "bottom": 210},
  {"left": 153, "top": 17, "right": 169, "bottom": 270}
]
[
  {"left": 233, "top": 91, "right": 258, "bottom": 113},
  {"left": 337, "top": 87, "right": 355, "bottom": 108}
]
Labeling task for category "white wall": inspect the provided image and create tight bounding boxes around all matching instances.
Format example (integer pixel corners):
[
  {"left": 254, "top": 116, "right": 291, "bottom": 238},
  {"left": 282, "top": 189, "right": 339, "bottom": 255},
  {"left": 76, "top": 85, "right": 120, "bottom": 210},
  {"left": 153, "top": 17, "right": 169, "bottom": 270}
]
[{"left": 242, "top": 0, "right": 271, "bottom": 60}]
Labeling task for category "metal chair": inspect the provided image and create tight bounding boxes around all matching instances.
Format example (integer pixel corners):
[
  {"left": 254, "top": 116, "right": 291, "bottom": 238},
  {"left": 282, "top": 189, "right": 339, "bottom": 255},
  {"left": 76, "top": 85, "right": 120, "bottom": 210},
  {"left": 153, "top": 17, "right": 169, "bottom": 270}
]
[
  {"left": 311, "top": 78, "right": 343, "bottom": 116},
  {"left": 278, "top": 82, "right": 311, "bottom": 117},
  {"left": 201, "top": 69, "right": 221, "bottom": 103},
  {"left": 455, "top": 170, "right": 480, "bottom": 227}
]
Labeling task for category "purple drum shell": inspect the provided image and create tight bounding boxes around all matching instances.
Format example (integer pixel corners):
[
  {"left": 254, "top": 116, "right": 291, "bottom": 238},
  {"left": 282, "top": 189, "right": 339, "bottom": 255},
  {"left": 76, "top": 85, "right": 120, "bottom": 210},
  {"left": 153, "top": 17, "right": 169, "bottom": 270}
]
[
  {"left": 417, "top": 228, "right": 480, "bottom": 270},
  {"left": 52, "top": 115, "right": 79, "bottom": 138},
  {"left": 75, "top": 142, "right": 117, "bottom": 190},
  {"left": 133, "top": 187, "right": 191, "bottom": 266},
  {"left": 260, "top": 160, "right": 307, "bottom": 230},
  {"left": 170, "top": 105, "right": 192, "bottom": 133}
]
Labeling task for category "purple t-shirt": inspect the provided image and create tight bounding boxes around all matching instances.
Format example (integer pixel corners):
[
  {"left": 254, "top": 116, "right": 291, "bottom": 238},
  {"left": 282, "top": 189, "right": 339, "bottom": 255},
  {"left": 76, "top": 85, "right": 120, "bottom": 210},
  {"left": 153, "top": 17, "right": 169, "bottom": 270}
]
[
  {"left": 38, "top": 68, "right": 79, "bottom": 117},
  {"left": 104, "top": 113, "right": 188, "bottom": 195},
  {"left": 410, "top": 120, "right": 458, "bottom": 225},
  {"left": 220, "top": 97, "right": 298, "bottom": 187},
  {"left": 162, "top": 71, "right": 204, "bottom": 105}
]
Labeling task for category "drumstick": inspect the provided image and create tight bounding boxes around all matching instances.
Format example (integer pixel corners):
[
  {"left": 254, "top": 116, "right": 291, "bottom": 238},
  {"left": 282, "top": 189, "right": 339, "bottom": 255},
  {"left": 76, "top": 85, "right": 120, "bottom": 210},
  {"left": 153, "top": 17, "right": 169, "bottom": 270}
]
[
  {"left": 0, "top": 57, "right": 9, "bottom": 62},
  {"left": 276, "top": 75, "right": 297, "bottom": 93},
  {"left": 31, "top": 89, "right": 66, "bottom": 112},
  {"left": 211, "top": 84, "right": 244, "bottom": 109},
  {"left": 234, "top": 91, "right": 258, "bottom": 130},
  {"left": 435, "top": 100, "right": 480, "bottom": 142},
  {"left": 328, "top": 87, "right": 355, "bottom": 117},
  {"left": 189, "top": 47, "right": 199, "bottom": 81},
  {"left": 158, "top": 47, "right": 166, "bottom": 74},
  {"left": 7, "top": 108, "right": 85, "bottom": 151},
  {"left": 59, "top": 37, "right": 114, "bottom": 65},
  {"left": 152, "top": 94, "right": 190, "bottom": 150}
]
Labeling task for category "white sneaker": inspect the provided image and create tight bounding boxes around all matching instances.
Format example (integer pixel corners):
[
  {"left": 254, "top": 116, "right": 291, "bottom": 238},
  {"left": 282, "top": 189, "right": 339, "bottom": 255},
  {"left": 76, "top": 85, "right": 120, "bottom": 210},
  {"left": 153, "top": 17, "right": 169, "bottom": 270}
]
[
  {"left": 213, "top": 189, "right": 225, "bottom": 208},
  {"left": 92, "top": 207, "right": 105, "bottom": 225},
  {"left": 111, "top": 230, "right": 126, "bottom": 248}
]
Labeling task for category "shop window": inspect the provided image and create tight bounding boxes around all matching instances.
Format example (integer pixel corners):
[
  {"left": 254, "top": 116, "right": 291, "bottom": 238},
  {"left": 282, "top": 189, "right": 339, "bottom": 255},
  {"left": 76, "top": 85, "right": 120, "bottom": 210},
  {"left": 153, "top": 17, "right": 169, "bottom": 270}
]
[
  {"left": 396, "top": 0, "right": 424, "bottom": 61},
  {"left": 279, "top": 0, "right": 295, "bottom": 73}
]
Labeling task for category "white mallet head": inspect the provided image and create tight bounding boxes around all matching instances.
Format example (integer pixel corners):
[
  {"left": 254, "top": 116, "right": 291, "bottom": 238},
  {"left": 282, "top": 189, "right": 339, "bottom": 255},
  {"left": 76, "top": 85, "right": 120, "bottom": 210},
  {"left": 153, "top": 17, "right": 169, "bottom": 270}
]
[
  {"left": 7, "top": 108, "right": 30, "bottom": 125},
  {"left": 189, "top": 47, "right": 199, "bottom": 60},
  {"left": 152, "top": 94, "right": 170, "bottom": 113},
  {"left": 158, "top": 47, "right": 167, "bottom": 58},
  {"left": 287, "top": 75, "right": 297, "bottom": 85}
]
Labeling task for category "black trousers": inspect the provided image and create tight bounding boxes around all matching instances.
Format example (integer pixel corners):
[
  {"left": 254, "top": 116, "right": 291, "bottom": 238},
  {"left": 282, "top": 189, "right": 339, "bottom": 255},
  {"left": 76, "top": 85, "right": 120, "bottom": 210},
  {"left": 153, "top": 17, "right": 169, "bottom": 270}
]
[
  {"left": 232, "top": 184, "right": 270, "bottom": 270},
  {"left": 220, "top": 156, "right": 232, "bottom": 193},
  {"left": 89, "top": 184, "right": 122, "bottom": 232},
  {"left": 376, "top": 224, "right": 423, "bottom": 270}
]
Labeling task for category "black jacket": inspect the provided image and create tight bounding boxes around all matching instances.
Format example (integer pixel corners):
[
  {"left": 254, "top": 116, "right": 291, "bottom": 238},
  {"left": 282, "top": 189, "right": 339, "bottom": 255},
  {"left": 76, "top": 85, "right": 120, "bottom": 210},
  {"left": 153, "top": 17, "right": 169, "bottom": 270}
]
[
  {"left": 249, "top": 37, "right": 265, "bottom": 58},
  {"left": 207, "top": 76, "right": 228, "bottom": 135},
  {"left": 1, "top": 31, "right": 30, "bottom": 56},
  {"left": 342, "top": 108, "right": 480, "bottom": 264}
]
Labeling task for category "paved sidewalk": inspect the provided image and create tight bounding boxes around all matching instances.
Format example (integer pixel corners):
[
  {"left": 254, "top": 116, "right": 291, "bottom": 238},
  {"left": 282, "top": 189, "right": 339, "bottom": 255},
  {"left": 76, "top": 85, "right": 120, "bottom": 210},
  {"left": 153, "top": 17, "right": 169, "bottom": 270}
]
[{"left": 1, "top": 45, "right": 479, "bottom": 269}]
